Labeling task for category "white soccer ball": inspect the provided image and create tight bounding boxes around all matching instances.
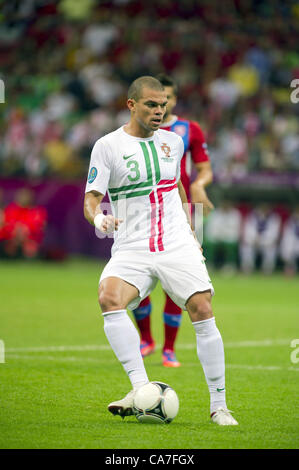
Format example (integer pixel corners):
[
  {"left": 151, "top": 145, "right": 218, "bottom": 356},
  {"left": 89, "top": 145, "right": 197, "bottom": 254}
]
[{"left": 133, "top": 381, "right": 179, "bottom": 424}]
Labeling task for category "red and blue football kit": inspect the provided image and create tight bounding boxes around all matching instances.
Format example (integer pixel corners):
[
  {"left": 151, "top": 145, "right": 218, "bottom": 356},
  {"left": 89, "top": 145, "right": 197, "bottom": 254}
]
[{"left": 160, "top": 116, "right": 210, "bottom": 199}]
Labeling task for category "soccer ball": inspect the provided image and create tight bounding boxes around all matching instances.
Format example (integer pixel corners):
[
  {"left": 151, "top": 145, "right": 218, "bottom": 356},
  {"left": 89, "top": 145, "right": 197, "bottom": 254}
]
[{"left": 133, "top": 381, "right": 179, "bottom": 424}]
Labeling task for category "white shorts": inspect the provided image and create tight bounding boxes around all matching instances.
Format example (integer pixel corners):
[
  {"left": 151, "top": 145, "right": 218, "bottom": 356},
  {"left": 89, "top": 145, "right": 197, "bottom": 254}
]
[{"left": 99, "top": 239, "right": 215, "bottom": 311}]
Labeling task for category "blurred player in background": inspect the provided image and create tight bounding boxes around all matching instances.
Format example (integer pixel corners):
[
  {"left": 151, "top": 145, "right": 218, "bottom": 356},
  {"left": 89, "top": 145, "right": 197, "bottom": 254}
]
[
  {"left": 280, "top": 205, "right": 299, "bottom": 276},
  {"left": 240, "top": 202, "right": 281, "bottom": 274},
  {"left": 132, "top": 73, "right": 214, "bottom": 367},
  {"left": 204, "top": 199, "right": 242, "bottom": 273},
  {"left": 0, "top": 188, "right": 47, "bottom": 259}
]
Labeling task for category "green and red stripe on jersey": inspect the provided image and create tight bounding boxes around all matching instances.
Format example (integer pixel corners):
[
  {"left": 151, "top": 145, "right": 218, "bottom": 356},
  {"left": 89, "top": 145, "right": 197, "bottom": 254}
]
[
  {"left": 108, "top": 141, "right": 178, "bottom": 253},
  {"left": 108, "top": 141, "right": 160, "bottom": 201},
  {"left": 149, "top": 178, "right": 177, "bottom": 253}
]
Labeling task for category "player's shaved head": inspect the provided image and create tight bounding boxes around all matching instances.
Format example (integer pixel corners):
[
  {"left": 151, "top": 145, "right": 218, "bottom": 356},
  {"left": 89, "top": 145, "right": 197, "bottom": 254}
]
[{"left": 128, "top": 76, "right": 165, "bottom": 101}]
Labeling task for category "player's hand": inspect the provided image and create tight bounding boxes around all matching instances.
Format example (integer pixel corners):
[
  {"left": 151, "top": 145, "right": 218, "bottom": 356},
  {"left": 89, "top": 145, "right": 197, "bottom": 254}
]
[
  {"left": 94, "top": 213, "right": 123, "bottom": 233},
  {"left": 190, "top": 183, "right": 214, "bottom": 216}
]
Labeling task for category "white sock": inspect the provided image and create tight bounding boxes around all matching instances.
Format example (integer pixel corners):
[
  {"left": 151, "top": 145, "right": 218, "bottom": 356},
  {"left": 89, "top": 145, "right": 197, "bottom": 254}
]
[
  {"left": 103, "top": 309, "right": 149, "bottom": 390},
  {"left": 193, "top": 317, "right": 227, "bottom": 414}
]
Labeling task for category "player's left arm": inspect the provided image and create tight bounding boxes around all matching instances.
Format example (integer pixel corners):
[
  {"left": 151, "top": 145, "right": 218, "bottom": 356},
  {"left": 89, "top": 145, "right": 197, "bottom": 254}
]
[
  {"left": 188, "top": 121, "right": 214, "bottom": 215},
  {"left": 190, "top": 161, "right": 214, "bottom": 214},
  {"left": 177, "top": 135, "right": 202, "bottom": 249}
]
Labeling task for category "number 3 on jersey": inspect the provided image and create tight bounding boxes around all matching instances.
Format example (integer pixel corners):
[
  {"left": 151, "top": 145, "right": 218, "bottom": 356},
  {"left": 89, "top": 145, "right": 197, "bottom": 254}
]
[{"left": 127, "top": 160, "right": 140, "bottom": 182}]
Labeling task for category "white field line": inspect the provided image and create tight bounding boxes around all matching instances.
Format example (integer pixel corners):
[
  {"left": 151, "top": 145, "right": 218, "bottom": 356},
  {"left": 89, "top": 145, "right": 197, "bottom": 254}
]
[
  {"left": 6, "top": 354, "right": 101, "bottom": 363},
  {"left": 227, "top": 364, "right": 299, "bottom": 372},
  {"left": 6, "top": 344, "right": 111, "bottom": 352},
  {"left": 5, "top": 338, "right": 291, "bottom": 353},
  {"left": 4, "top": 354, "right": 299, "bottom": 372}
]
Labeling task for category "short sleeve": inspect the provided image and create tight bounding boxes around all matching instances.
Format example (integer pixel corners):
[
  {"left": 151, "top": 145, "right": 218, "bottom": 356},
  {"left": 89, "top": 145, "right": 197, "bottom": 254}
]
[
  {"left": 85, "top": 139, "right": 111, "bottom": 195},
  {"left": 189, "top": 121, "right": 210, "bottom": 163},
  {"left": 176, "top": 135, "right": 185, "bottom": 181}
]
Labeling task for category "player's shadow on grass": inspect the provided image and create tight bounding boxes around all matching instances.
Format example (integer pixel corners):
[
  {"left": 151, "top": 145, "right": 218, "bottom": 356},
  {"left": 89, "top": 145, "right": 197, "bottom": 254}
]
[{"left": 106, "top": 418, "right": 243, "bottom": 431}]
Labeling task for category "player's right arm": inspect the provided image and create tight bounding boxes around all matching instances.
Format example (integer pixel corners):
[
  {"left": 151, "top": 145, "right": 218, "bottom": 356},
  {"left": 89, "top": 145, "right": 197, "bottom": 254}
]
[
  {"left": 84, "top": 190, "right": 122, "bottom": 233},
  {"left": 84, "top": 139, "right": 122, "bottom": 233}
]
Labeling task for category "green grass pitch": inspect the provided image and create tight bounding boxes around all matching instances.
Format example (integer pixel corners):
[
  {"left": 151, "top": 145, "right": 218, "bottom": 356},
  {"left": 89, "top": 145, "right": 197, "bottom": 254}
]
[{"left": 0, "top": 258, "right": 298, "bottom": 449}]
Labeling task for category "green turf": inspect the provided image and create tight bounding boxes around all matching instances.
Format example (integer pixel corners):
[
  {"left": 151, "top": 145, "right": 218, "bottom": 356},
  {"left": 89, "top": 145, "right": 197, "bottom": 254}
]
[{"left": 0, "top": 258, "right": 298, "bottom": 449}]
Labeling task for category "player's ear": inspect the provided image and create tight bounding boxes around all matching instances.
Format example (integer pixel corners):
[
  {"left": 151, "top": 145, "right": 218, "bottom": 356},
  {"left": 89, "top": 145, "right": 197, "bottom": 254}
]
[{"left": 127, "top": 99, "right": 136, "bottom": 111}]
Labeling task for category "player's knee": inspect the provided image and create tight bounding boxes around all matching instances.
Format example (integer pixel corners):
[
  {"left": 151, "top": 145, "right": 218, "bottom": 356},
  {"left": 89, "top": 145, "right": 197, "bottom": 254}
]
[
  {"left": 186, "top": 292, "right": 213, "bottom": 322},
  {"left": 98, "top": 288, "right": 122, "bottom": 312},
  {"left": 194, "top": 302, "right": 213, "bottom": 321}
]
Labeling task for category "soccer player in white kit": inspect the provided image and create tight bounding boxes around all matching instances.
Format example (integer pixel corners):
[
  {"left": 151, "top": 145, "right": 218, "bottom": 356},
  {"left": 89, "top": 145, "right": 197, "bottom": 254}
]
[
  {"left": 280, "top": 205, "right": 299, "bottom": 275},
  {"left": 84, "top": 76, "right": 238, "bottom": 425}
]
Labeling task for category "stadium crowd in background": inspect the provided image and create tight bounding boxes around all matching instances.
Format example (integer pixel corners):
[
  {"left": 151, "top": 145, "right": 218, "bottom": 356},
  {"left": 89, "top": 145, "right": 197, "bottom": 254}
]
[
  {"left": 0, "top": 0, "right": 298, "bottom": 274},
  {"left": 0, "top": 0, "right": 298, "bottom": 180},
  {"left": 201, "top": 202, "right": 299, "bottom": 276}
]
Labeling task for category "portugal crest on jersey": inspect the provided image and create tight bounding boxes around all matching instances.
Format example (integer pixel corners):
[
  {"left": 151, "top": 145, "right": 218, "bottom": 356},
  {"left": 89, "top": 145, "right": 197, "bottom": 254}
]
[{"left": 161, "top": 143, "right": 171, "bottom": 157}]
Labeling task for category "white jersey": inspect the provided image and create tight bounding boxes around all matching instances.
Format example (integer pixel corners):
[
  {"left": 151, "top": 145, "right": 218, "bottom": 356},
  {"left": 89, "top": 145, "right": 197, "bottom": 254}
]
[
  {"left": 242, "top": 211, "right": 281, "bottom": 247},
  {"left": 205, "top": 208, "right": 241, "bottom": 243},
  {"left": 280, "top": 216, "right": 299, "bottom": 262},
  {"left": 85, "top": 126, "right": 194, "bottom": 254}
]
